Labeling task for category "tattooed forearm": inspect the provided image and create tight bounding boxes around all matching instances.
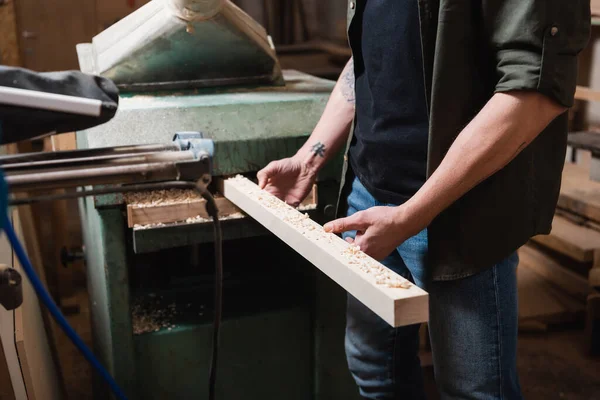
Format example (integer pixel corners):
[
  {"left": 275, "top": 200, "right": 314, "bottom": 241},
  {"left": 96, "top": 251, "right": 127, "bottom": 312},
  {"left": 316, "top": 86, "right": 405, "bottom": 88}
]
[
  {"left": 311, "top": 142, "right": 326, "bottom": 157},
  {"left": 340, "top": 58, "right": 355, "bottom": 104}
]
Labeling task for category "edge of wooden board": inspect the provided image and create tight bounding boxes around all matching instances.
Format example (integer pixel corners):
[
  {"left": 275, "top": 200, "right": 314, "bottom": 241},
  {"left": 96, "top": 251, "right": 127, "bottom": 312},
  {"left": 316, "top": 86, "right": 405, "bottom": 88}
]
[
  {"left": 519, "top": 245, "right": 592, "bottom": 301},
  {"left": 223, "top": 177, "right": 429, "bottom": 327}
]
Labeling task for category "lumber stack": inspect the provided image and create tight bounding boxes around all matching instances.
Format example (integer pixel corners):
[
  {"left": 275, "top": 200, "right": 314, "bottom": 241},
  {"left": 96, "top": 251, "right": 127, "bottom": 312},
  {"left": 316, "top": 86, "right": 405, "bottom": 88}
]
[
  {"left": 522, "top": 159, "right": 600, "bottom": 353},
  {"left": 593, "top": 0, "right": 600, "bottom": 17}
]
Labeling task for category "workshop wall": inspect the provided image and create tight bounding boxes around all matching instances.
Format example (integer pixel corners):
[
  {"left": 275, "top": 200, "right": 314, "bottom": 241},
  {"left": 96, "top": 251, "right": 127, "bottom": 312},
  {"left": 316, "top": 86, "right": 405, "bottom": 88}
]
[
  {"left": 0, "top": 0, "right": 21, "bottom": 66},
  {"left": 234, "top": 0, "right": 348, "bottom": 45}
]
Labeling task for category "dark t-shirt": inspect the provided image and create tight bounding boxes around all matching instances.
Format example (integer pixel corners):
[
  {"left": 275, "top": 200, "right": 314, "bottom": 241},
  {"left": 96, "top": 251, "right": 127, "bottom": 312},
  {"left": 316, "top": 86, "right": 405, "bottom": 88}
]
[{"left": 348, "top": 0, "right": 429, "bottom": 204}]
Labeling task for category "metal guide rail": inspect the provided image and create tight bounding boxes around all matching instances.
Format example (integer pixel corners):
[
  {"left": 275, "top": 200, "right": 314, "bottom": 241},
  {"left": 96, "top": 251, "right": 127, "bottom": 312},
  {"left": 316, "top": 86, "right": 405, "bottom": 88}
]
[{"left": 4, "top": 133, "right": 214, "bottom": 204}]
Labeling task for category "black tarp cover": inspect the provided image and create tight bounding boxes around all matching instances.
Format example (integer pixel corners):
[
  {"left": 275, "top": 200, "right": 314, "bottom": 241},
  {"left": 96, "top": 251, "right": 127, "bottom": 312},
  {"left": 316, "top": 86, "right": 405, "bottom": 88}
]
[{"left": 0, "top": 66, "right": 119, "bottom": 144}]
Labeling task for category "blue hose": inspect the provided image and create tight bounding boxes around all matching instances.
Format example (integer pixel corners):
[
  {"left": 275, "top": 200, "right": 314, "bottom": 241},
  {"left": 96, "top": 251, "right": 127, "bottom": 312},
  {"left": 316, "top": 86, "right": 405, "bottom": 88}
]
[{"left": 2, "top": 212, "right": 129, "bottom": 400}]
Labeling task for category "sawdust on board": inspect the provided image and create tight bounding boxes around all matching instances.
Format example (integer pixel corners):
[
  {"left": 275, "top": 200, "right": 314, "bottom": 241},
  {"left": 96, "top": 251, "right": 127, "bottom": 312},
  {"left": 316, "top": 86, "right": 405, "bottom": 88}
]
[{"left": 227, "top": 176, "right": 412, "bottom": 289}]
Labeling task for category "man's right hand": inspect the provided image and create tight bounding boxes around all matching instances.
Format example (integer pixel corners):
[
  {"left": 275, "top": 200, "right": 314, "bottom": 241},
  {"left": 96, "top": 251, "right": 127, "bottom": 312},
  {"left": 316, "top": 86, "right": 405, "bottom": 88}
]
[
  {"left": 257, "top": 156, "right": 317, "bottom": 207},
  {"left": 256, "top": 57, "right": 356, "bottom": 207}
]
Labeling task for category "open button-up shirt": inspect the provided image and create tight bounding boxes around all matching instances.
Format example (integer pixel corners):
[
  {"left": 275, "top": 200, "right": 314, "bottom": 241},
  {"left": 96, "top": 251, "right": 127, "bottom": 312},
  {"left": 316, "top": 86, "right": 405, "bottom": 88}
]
[{"left": 338, "top": 0, "right": 591, "bottom": 280}]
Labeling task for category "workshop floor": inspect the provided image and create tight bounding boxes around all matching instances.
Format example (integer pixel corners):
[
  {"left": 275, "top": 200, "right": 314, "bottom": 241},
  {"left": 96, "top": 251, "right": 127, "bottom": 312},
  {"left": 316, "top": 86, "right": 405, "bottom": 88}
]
[{"left": 56, "top": 289, "right": 600, "bottom": 400}]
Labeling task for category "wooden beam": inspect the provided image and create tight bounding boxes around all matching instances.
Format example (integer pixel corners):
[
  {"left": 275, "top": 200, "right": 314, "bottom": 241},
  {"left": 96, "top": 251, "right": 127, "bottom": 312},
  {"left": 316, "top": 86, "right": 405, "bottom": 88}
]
[
  {"left": 12, "top": 210, "right": 62, "bottom": 400},
  {"left": 531, "top": 215, "right": 600, "bottom": 263},
  {"left": 559, "top": 162, "right": 600, "bottom": 224},
  {"left": 0, "top": 0, "right": 22, "bottom": 66},
  {"left": 0, "top": 330, "right": 15, "bottom": 400},
  {"left": 126, "top": 185, "right": 318, "bottom": 228},
  {"left": 575, "top": 86, "right": 600, "bottom": 102},
  {"left": 127, "top": 196, "right": 239, "bottom": 228},
  {"left": 222, "top": 176, "right": 429, "bottom": 327},
  {"left": 517, "top": 259, "right": 585, "bottom": 324},
  {"left": 519, "top": 245, "right": 592, "bottom": 301}
]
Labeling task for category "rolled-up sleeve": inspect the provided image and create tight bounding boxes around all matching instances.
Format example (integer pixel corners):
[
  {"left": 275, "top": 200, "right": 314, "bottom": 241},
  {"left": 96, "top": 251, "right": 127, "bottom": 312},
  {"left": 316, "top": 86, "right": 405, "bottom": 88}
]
[{"left": 484, "top": 0, "right": 591, "bottom": 107}]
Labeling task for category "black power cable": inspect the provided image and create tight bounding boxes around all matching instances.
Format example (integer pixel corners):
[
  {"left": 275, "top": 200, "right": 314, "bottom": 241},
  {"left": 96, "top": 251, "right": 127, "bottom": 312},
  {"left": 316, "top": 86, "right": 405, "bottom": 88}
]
[
  {"left": 196, "top": 188, "right": 223, "bottom": 400},
  {"left": 10, "top": 181, "right": 224, "bottom": 400}
]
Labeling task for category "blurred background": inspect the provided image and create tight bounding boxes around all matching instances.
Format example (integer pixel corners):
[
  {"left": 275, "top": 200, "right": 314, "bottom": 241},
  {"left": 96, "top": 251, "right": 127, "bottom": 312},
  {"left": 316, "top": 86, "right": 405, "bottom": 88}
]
[{"left": 1, "top": 1, "right": 600, "bottom": 399}]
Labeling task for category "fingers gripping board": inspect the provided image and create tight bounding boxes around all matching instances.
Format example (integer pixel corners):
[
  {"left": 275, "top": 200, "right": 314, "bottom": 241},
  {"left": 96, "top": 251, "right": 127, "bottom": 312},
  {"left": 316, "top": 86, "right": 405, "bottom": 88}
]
[{"left": 222, "top": 176, "right": 429, "bottom": 327}]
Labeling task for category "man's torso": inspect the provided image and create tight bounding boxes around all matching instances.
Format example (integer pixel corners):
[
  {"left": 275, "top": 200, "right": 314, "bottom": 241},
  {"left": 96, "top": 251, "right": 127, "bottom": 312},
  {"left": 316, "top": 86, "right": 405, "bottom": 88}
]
[{"left": 348, "top": 0, "right": 429, "bottom": 205}]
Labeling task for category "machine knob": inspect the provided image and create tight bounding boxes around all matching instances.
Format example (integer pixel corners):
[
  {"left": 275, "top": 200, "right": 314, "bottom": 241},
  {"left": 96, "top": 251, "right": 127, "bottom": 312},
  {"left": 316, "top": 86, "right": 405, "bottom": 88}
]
[
  {"left": 61, "top": 246, "right": 85, "bottom": 268},
  {"left": 0, "top": 264, "right": 23, "bottom": 311}
]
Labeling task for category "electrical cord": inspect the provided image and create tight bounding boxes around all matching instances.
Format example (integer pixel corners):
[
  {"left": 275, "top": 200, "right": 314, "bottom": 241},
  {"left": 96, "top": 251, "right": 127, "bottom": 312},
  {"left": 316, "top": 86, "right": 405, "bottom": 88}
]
[
  {"left": 195, "top": 188, "right": 223, "bottom": 400},
  {"left": 1, "top": 211, "right": 129, "bottom": 400},
  {"left": 4, "top": 181, "right": 223, "bottom": 400}
]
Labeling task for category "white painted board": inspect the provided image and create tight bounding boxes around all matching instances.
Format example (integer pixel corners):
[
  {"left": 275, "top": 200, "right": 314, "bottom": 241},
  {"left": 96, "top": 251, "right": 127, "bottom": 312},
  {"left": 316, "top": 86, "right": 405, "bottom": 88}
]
[
  {"left": 0, "top": 229, "right": 27, "bottom": 400},
  {"left": 223, "top": 177, "right": 429, "bottom": 327}
]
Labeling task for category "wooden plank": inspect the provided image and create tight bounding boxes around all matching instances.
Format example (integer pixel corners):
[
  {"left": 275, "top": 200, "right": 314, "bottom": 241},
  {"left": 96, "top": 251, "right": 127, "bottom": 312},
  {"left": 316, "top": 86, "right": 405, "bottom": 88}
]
[
  {"left": 517, "top": 262, "right": 585, "bottom": 323},
  {"left": 0, "top": 0, "right": 22, "bottom": 66},
  {"left": 531, "top": 215, "right": 600, "bottom": 262},
  {"left": 223, "top": 176, "right": 429, "bottom": 327},
  {"left": 558, "top": 162, "right": 600, "bottom": 223},
  {"left": 575, "top": 85, "right": 600, "bottom": 102},
  {"left": 127, "top": 185, "right": 318, "bottom": 228},
  {"left": 0, "top": 305, "right": 25, "bottom": 400},
  {"left": 519, "top": 245, "right": 592, "bottom": 301},
  {"left": 50, "top": 132, "right": 77, "bottom": 151},
  {"left": 127, "top": 196, "right": 240, "bottom": 228},
  {"left": 0, "top": 227, "right": 21, "bottom": 400},
  {"left": 0, "top": 337, "right": 15, "bottom": 400},
  {"left": 12, "top": 209, "right": 62, "bottom": 400}
]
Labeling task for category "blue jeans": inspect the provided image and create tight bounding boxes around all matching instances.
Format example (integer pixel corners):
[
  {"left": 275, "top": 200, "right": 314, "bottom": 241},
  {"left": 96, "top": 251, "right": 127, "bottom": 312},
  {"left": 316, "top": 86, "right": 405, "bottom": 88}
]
[{"left": 342, "top": 177, "right": 522, "bottom": 400}]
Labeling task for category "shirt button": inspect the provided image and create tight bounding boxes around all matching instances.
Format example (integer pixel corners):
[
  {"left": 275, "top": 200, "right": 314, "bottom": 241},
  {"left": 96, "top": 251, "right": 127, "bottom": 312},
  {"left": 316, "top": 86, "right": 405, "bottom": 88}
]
[
  {"left": 551, "top": 26, "right": 559, "bottom": 36},
  {"left": 350, "top": 1, "right": 356, "bottom": 9}
]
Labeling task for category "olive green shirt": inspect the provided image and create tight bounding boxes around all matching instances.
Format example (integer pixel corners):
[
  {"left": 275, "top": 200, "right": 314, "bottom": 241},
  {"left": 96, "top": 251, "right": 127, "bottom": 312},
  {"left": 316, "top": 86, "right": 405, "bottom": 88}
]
[{"left": 339, "top": 0, "right": 592, "bottom": 280}]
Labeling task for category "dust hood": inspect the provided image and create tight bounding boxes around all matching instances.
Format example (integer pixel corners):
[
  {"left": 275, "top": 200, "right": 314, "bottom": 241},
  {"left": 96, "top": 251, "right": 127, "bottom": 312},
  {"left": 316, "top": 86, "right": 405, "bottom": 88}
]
[{"left": 76, "top": 0, "right": 284, "bottom": 92}]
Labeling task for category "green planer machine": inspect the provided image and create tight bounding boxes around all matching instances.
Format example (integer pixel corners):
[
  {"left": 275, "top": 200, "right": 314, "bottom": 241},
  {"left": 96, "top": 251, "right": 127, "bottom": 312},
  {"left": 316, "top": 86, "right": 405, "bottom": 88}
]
[{"left": 73, "top": 0, "right": 361, "bottom": 399}]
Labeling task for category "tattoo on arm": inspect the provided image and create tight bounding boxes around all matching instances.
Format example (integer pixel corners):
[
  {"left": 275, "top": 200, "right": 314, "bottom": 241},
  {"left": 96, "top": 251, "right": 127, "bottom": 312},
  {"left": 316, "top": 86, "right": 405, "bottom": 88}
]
[
  {"left": 311, "top": 142, "right": 326, "bottom": 158},
  {"left": 340, "top": 59, "right": 355, "bottom": 104}
]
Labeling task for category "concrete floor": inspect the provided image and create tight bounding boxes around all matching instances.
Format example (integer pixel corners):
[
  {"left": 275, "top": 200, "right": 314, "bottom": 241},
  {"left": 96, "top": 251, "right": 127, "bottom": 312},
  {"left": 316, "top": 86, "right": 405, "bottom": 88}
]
[{"left": 56, "top": 290, "right": 600, "bottom": 400}]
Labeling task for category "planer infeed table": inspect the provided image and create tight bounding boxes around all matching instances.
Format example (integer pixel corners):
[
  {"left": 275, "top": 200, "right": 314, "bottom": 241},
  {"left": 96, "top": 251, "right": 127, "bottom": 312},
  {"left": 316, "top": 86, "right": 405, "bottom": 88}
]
[{"left": 73, "top": 1, "right": 427, "bottom": 399}]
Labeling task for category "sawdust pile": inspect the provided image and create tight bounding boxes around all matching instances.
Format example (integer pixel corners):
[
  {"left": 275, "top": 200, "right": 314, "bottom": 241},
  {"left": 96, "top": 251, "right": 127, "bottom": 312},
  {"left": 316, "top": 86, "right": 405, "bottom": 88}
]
[
  {"left": 131, "top": 296, "right": 179, "bottom": 335},
  {"left": 124, "top": 189, "right": 202, "bottom": 208}
]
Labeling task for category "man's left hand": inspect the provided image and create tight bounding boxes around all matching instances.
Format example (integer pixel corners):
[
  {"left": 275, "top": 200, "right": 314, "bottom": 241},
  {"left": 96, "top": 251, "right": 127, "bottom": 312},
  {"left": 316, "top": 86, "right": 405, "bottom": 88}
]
[{"left": 323, "top": 206, "right": 421, "bottom": 261}]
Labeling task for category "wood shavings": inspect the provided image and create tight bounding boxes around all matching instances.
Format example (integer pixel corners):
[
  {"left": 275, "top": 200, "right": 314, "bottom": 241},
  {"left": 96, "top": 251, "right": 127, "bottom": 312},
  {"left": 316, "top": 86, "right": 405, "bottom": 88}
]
[
  {"left": 227, "top": 175, "right": 412, "bottom": 290},
  {"left": 133, "top": 212, "right": 246, "bottom": 230},
  {"left": 133, "top": 222, "right": 166, "bottom": 230},
  {"left": 131, "top": 298, "right": 178, "bottom": 335},
  {"left": 124, "top": 189, "right": 202, "bottom": 208}
]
